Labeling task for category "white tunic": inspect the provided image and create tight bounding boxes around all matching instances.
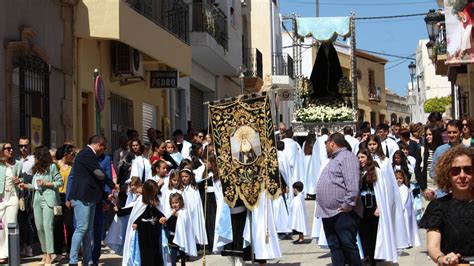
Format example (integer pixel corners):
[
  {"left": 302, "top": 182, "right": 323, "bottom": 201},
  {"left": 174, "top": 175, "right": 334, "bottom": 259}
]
[
  {"left": 398, "top": 185, "right": 421, "bottom": 248},
  {"left": 182, "top": 185, "right": 208, "bottom": 245},
  {"left": 243, "top": 191, "right": 282, "bottom": 260},
  {"left": 289, "top": 192, "right": 308, "bottom": 236}
]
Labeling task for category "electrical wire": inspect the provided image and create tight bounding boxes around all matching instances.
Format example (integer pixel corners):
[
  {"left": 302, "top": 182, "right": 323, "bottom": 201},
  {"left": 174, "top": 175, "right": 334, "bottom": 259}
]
[
  {"left": 289, "top": 1, "right": 433, "bottom": 6},
  {"left": 355, "top": 13, "right": 427, "bottom": 20},
  {"left": 385, "top": 59, "right": 411, "bottom": 71}
]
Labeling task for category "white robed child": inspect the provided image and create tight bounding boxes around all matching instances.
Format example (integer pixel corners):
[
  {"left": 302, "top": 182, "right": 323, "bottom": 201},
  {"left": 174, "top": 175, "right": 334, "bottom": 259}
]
[
  {"left": 289, "top": 181, "right": 308, "bottom": 244},
  {"left": 122, "top": 180, "right": 170, "bottom": 266},
  {"left": 105, "top": 176, "right": 142, "bottom": 255},
  {"left": 180, "top": 168, "right": 208, "bottom": 246},
  {"left": 161, "top": 170, "right": 183, "bottom": 215},
  {"left": 162, "top": 192, "right": 197, "bottom": 264},
  {"left": 395, "top": 170, "right": 421, "bottom": 248}
]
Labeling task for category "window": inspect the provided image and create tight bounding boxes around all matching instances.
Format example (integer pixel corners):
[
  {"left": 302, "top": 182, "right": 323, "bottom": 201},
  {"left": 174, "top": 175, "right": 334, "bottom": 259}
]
[
  {"left": 111, "top": 41, "right": 132, "bottom": 74},
  {"left": 368, "top": 69, "right": 375, "bottom": 96}
]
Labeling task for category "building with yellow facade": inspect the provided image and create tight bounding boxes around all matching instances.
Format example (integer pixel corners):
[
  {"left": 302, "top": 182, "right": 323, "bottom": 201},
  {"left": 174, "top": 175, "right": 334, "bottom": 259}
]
[
  {"left": 74, "top": 0, "right": 192, "bottom": 150},
  {"left": 312, "top": 42, "right": 388, "bottom": 126}
]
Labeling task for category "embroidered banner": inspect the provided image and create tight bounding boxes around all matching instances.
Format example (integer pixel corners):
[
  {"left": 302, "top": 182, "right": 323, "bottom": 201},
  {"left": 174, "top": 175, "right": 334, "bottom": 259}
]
[{"left": 209, "top": 94, "right": 281, "bottom": 210}]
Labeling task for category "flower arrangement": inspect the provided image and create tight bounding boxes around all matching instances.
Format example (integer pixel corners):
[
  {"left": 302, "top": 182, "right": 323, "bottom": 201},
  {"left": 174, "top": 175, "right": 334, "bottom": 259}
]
[{"left": 294, "top": 104, "right": 353, "bottom": 123}]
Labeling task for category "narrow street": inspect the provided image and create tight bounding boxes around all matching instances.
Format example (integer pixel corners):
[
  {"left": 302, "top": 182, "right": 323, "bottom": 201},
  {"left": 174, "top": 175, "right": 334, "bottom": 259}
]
[{"left": 22, "top": 199, "right": 432, "bottom": 265}]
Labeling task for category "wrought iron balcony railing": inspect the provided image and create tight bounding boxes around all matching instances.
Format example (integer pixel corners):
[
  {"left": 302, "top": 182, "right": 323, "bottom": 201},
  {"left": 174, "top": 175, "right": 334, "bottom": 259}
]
[
  {"left": 272, "top": 53, "right": 294, "bottom": 79},
  {"left": 243, "top": 48, "right": 263, "bottom": 79},
  {"left": 368, "top": 87, "right": 382, "bottom": 102},
  {"left": 191, "top": 2, "right": 228, "bottom": 50},
  {"left": 124, "top": 0, "right": 189, "bottom": 43}
]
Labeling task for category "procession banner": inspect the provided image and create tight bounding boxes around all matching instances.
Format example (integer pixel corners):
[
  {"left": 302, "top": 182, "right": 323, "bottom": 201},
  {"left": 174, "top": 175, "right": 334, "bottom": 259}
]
[
  {"left": 209, "top": 94, "right": 281, "bottom": 210},
  {"left": 445, "top": 0, "right": 474, "bottom": 64}
]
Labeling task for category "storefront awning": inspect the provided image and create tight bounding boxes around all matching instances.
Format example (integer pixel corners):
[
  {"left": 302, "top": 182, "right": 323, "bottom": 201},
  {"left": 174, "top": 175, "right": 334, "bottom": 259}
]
[{"left": 296, "top": 17, "right": 351, "bottom": 42}]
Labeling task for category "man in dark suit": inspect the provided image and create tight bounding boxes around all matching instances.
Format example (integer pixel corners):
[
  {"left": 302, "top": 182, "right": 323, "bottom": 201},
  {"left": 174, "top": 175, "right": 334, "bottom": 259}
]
[{"left": 68, "top": 135, "right": 115, "bottom": 265}]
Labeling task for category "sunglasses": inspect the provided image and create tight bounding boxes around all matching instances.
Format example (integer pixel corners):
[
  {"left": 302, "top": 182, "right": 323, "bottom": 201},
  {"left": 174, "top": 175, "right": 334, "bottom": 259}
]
[
  {"left": 19, "top": 144, "right": 29, "bottom": 148},
  {"left": 462, "top": 124, "right": 469, "bottom": 127},
  {"left": 3, "top": 147, "right": 13, "bottom": 151},
  {"left": 449, "top": 165, "right": 473, "bottom": 176}
]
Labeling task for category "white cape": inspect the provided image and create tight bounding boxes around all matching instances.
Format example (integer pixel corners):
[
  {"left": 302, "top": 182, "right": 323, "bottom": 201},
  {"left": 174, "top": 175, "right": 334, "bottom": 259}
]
[
  {"left": 122, "top": 197, "right": 170, "bottom": 266},
  {"left": 171, "top": 209, "right": 198, "bottom": 257},
  {"left": 310, "top": 135, "right": 329, "bottom": 240},
  {"left": 302, "top": 141, "right": 318, "bottom": 195},
  {"left": 212, "top": 179, "right": 233, "bottom": 252},
  {"left": 243, "top": 191, "right": 282, "bottom": 260},
  {"left": 398, "top": 185, "right": 421, "bottom": 248},
  {"left": 289, "top": 192, "right": 308, "bottom": 236},
  {"left": 182, "top": 185, "right": 208, "bottom": 245},
  {"left": 281, "top": 138, "right": 305, "bottom": 198},
  {"left": 273, "top": 195, "right": 291, "bottom": 233},
  {"left": 373, "top": 159, "right": 410, "bottom": 262}
]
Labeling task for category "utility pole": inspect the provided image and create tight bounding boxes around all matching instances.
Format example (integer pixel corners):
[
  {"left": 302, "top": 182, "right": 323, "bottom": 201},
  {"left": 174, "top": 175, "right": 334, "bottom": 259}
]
[{"left": 316, "top": 0, "right": 319, "bottom": 17}]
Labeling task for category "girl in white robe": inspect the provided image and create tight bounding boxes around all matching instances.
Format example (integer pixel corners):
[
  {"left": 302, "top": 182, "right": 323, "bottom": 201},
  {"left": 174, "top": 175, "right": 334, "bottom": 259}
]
[
  {"left": 180, "top": 168, "right": 208, "bottom": 246},
  {"left": 161, "top": 170, "right": 183, "bottom": 215},
  {"left": 395, "top": 170, "right": 421, "bottom": 248},
  {"left": 365, "top": 136, "right": 410, "bottom": 262},
  {"left": 289, "top": 181, "right": 308, "bottom": 243},
  {"left": 105, "top": 177, "right": 141, "bottom": 255},
  {"left": 122, "top": 180, "right": 170, "bottom": 266},
  {"left": 163, "top": 192, "right": 197, "bottom": 262}
]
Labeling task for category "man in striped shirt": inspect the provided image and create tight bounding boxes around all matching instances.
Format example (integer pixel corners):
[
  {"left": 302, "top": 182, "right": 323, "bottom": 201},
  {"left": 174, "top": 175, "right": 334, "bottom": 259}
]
[{"left": 316, "top": 133, "right": 362, "bottom": 266}]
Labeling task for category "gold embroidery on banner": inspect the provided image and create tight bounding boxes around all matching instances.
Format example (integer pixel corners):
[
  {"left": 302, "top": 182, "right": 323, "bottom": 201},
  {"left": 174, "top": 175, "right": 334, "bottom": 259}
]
[{"left": 209, "top": 95, "right": 282, "bottom": 210}]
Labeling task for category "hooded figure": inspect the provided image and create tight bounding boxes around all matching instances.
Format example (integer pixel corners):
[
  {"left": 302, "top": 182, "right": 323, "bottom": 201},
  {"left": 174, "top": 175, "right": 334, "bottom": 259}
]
[{"left": 309, "top": 42, "right": 343, "bottom": 100}]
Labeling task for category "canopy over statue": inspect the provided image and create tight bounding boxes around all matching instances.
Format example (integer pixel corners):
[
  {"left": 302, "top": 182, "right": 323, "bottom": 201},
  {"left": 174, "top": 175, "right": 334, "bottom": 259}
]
[{"left": 292, "top": 15, "right": 358, "bottom": 135}]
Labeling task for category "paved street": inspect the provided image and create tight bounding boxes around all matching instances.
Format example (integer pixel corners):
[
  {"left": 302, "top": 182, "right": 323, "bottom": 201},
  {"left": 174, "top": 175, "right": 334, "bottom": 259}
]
[{"left": 22, "top": 200, "right": 433, "bottom": 265}]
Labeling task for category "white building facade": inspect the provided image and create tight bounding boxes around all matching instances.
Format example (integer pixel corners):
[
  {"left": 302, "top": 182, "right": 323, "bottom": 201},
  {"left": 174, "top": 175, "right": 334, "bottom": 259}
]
[{"left": 410, "top": 39, "right": 451, "bottom": 123}]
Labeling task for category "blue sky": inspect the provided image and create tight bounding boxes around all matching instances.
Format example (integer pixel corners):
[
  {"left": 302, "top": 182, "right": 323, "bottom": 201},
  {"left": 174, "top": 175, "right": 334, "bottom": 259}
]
[{"left": 280, "top": 0, "right": 438, "bottom": 96}]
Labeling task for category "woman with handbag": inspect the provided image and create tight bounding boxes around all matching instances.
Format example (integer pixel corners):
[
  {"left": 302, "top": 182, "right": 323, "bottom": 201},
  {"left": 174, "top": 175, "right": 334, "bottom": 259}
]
[
  {"left": 0, "top": 142, "right": 23, "bottom": 264},
  {"left": 20, "top": 145, "right": 63, "bottom": 265}
]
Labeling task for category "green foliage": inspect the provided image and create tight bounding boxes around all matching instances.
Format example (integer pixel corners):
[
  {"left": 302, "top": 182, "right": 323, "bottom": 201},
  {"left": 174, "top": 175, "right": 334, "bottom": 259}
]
[{"left": 423, "top": 96, "right": 452, "bottom": 113}]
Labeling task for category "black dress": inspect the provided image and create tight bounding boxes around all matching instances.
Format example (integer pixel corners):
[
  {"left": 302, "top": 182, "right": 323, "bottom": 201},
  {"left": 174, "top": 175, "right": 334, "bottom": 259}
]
[
  {"left": 198, "top": 177, "right": 217, "bottom": 252},
  {"left": 135, "top": 205, "right": 166, "bottom": 265},
  {"left": 419, "top": 194, "right": 474, "bottom": 257},
  {"left": 221, "top": 199, "right": 252, "bottom": 260},
  {"left": 358, "top": 177, "right": 378, "bottom": 265}
]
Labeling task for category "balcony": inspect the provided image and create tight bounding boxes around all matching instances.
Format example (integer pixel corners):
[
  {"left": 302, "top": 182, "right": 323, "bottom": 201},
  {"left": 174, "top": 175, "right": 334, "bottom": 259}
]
[
  {"left": 243, "top": 48, "right": 263, "bottom": 92},
  {"left": 435, "top": 40, "right": 447, "bottom": 76},
  {"left": 124, "top": 0, "right": 189, "bottom": 43},
  {"left": 271, "top": 53, "right": 294, "bottom": 88},
  {"left": 190, "top": 1, "right": 235, "bottom": 75},
  {"left": 75, "top": 0, "right": 192, "bottom": 76},
  {"left": 368, "top": 87, "right": 382, "bottom": 103},
  {"left": 191, "top": 2, "right": 228, "bottom": 50}
]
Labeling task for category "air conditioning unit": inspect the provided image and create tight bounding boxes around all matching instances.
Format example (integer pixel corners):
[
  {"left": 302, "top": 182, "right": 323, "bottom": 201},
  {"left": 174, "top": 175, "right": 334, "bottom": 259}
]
[{"left": 130, "top": 48, "right": 144, "bottom": 78}]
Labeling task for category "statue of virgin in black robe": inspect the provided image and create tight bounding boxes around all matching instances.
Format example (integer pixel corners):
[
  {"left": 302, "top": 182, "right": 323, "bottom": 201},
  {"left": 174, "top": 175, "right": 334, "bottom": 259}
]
[{"left": 309, "top": 42, "right": 343, "bottom": 101}]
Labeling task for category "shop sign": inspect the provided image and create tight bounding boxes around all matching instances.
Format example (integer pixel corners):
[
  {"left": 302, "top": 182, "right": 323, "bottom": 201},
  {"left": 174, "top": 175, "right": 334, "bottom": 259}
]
[{"left": 150, "top": 71, "right": 178, "bottom": 88}]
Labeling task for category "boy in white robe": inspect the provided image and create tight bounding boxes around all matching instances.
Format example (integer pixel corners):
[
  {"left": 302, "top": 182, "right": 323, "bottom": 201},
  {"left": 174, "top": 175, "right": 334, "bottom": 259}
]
[{"left": 289, "top": 181, "right": 308, "bottom": 244}]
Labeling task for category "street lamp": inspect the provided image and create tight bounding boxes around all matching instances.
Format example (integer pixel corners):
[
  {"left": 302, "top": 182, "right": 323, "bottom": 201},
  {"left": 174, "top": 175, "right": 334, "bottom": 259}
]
[
  {"left": 408, "top": 61, "right": 416, "bottom": 82},
  {"left": 426, "top": 40, "right": 435, "bottom": 61},
  {"left": 424, "top": 9, "right": 441, "bottom": 42}
]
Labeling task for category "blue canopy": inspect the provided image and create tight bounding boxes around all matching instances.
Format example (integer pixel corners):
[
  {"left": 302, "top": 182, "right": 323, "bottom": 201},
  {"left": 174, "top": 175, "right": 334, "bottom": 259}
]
[{"left": 296, "top": 17, "right": 351, "bottom": 42}]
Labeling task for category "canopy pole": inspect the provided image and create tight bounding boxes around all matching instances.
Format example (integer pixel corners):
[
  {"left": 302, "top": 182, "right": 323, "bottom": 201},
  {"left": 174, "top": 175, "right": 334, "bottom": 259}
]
[{"left": 350, "top": 13, "right": 359, "bottom": 122}]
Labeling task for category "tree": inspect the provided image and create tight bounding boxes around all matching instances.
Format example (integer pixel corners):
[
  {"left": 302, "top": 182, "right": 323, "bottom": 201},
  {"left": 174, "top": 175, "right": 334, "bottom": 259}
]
[{"left": 423, "top": 96, "right": 452, "bottom": 113}]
